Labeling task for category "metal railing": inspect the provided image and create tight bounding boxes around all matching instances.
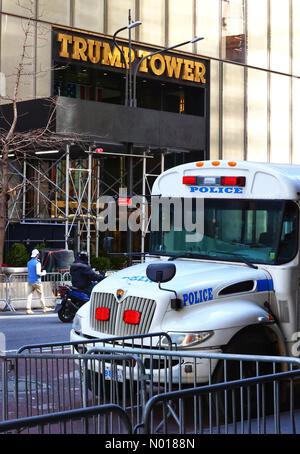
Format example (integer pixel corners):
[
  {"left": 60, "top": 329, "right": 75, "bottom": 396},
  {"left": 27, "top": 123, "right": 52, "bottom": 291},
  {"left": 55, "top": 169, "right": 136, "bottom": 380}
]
[
  {"left": 0, "top": 404, "right": 132, "bottom": 434},
  {"left": 0, "top": 274, "right": 11, "bottom": 311},
  {"left": 0, "top": 351, "right": 147, "bottom": 427},
  {"left": 1, "top": 333, "right": 173, "bottom": 426},
  {"left": 0, "top": 272, "right": 71, "bottom": 312},
  {"left": 17, "top": 332, "right": 174, "bottom": 354},
  {"left": 140, "top": 369, "right": 300, "bottom": 434},
  {"left": 1, "top": 335, "right": 300, "bottom": 434}
]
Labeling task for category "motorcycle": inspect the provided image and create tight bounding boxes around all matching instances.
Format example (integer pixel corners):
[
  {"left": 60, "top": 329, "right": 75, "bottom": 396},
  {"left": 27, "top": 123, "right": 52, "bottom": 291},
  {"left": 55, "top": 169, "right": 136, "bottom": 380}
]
[{"left": 55, "top": 283, "right": 97, "bottom": 323}]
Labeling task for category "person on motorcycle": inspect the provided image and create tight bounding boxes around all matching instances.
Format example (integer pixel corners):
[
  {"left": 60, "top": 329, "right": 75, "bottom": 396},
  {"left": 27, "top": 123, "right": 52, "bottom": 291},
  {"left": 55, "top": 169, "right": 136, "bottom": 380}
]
[{"left": 70, "top": 252, "right": 105, "bottom": 296}]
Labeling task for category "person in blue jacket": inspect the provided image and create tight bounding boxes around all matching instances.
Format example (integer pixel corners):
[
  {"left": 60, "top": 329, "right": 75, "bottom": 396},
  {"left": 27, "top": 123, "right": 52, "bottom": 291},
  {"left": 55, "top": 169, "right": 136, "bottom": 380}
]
[{"left": 26, "top": 249, "right": 51, "bottom": 314}]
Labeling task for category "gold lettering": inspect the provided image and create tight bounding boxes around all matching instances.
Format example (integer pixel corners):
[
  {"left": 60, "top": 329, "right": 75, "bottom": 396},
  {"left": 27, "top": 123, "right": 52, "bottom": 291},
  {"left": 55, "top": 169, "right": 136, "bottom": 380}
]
[
  {"left": 72, "top": 37, "right": 88, "bottom": 61},
  {"left": 102, "top": 42, "right": 123, "bottom": 68},
  {"left": 165, "top": 56, "right": 183, "bottom": 79},
  {"left": 150, "top": 54, "right": 166, "bottom": 76},
  {"left": 137, "top": 50, "right": 151, "bottom": 73},
  {"left": 87, "top": 39, "right": 102, "bottom": 64},
  {"left": 182, "top": 59, "right": 195, "bottom": 81},
  {"left": 57, "top": 33, "right": 73, "bottom": 58},
  {"left": 194, "top": 62, "right": 206, "bottom": 84}
]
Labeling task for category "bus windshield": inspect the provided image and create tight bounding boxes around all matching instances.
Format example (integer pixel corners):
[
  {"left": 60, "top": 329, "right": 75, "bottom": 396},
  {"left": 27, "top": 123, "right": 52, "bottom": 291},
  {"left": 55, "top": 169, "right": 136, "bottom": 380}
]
[{"left": 150, "top": 199, "right": 299, "bottom": 265}]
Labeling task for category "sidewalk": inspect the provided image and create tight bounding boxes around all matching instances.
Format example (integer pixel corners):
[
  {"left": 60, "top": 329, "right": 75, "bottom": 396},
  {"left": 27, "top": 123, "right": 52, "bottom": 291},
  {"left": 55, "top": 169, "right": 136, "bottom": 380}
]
[{"left": 0, "top": 309, "right": 56, "bottom": 317}]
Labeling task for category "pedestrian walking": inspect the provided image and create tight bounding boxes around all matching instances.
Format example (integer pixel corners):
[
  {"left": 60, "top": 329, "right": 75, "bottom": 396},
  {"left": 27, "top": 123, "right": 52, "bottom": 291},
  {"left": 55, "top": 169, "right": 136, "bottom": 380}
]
[{"left": 26, "top": 249, "right": 51, "bottom": 314}]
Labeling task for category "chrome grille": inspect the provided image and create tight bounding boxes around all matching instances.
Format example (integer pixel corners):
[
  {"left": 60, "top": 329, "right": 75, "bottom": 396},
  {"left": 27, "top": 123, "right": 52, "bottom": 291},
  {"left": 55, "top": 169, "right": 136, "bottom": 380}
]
[
  {"left": 90, "top": 292, "right": 156, "bottom": 336},
  {"left": 90, "top": 292, "right": 118, "bottom": 334}
]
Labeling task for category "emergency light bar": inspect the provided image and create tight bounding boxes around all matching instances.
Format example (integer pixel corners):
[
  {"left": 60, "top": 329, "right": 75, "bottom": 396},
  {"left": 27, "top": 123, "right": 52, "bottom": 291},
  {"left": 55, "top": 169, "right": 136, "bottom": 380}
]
[{"left": 183, "top": 176, "right": 246, "bottom": 187}]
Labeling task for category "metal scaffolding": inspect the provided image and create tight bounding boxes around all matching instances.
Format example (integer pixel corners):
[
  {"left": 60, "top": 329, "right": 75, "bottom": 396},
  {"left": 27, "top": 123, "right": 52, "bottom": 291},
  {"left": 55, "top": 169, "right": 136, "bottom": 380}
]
[{"left": 6, "top": 143, "right": 166, "bottom": 259}]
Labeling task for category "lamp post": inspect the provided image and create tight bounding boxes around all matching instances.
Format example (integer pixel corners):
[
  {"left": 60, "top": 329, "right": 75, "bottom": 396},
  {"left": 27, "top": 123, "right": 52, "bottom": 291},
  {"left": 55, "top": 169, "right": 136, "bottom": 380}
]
[
  {"left": 132, "top": 36, "right": 204, "bottom": 108},
  {"left": 112, "top": 16, "right": 142, "bottom": 106},
  {"left": 112, "top": 13, "right": 142, "bottom": 264}
]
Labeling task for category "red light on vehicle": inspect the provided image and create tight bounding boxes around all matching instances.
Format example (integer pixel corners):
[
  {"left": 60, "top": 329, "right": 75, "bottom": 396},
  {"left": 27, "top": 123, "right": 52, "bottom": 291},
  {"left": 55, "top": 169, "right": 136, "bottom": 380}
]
[
  {"left": 221, "top": 176, "right": 246, "bottom": 187},
  {"left": 118, "top": 197, "right": 132, "bottom": 207},
  {"left": 182, "top": 176, "right": 197, "bottom": 185},
  {"left": 95, "top": 307, "right": 110, "bottom": 321},
  {"left": 123, "top": 310, "right": 141, "bottom": 325}
]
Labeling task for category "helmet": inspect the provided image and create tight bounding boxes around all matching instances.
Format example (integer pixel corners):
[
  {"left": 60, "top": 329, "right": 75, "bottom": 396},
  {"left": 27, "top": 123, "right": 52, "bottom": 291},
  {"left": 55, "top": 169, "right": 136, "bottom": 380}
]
[{"left": 79, "top": 251, "right": 89, "bottom": 263}]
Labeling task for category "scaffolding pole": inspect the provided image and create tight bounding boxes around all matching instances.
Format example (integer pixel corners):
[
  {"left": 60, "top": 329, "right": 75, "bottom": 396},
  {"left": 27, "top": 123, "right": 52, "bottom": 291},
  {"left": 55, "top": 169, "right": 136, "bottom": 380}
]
[
  {"left": 87, "top": 147, "right": 92, "bottom": 257},
  {"left": 95, "top": 159, "right": 101, "bottom": 258},
  {"left": 65, "top": 144, "right": 70, "bottom": 250}
]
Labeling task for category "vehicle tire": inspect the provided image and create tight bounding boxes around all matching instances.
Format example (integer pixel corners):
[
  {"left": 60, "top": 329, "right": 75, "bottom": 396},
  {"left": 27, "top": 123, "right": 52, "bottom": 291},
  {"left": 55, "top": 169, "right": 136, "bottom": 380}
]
[
  {"left": 212, "top": 327, "right": 279, "bottom": 425},
  {"left": 57, "top": 300, "right": 76, "bottom": 323}
]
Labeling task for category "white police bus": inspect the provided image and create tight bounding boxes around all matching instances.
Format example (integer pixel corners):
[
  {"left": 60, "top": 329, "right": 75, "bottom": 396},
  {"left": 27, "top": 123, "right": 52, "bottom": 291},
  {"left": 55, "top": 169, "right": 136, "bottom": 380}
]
[{"left": 71, "top": 160, "right": 300, "bottom": 383}]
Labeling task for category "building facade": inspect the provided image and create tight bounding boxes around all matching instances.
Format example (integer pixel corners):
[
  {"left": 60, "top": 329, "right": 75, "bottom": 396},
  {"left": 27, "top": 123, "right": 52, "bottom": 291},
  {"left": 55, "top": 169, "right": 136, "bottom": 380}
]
[{"left": 1, "top": 0, "right": 300, "bottom": 255}]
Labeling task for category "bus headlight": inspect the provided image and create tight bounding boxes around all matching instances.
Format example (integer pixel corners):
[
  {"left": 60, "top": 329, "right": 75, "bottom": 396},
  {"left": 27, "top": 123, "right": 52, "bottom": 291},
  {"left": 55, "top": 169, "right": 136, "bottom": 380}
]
[
  {"left": 72, "top": 314, "right": 82, "bottom": 335},
  {"left": 161, "top": 331, "right": 214, "bottom": 348}
]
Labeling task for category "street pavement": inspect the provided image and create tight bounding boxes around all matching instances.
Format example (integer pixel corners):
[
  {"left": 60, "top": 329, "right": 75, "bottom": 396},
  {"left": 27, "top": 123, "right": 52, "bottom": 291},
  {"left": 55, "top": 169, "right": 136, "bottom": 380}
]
[{"left": 0, "top": 311, "right": 71, "bottom": 352}]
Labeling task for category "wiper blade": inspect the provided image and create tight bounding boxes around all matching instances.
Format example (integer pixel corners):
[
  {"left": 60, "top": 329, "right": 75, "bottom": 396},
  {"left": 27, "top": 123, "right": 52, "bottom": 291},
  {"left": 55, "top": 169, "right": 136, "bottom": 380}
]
[
  {"left": 168, "top": 252, "right": 204, "bottom": 261},
  {"left": 209, "top": 250, "right": 258, "bottom": 269}
]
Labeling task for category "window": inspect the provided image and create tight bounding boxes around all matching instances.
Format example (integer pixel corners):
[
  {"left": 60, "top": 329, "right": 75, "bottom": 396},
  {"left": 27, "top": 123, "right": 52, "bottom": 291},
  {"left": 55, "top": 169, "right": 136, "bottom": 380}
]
[
  {"left": 151, "top": 199, "right": 299, "bottom": 265},
  {"left": 222, "top": 0, "right": 246, "bottom": 63}
]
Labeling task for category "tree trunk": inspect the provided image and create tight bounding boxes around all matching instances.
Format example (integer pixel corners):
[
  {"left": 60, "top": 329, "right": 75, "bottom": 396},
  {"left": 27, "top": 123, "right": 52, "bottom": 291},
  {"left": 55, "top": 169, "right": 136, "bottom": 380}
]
[{"left": 0, "top": 144, "right": 9, "bottom": 265}]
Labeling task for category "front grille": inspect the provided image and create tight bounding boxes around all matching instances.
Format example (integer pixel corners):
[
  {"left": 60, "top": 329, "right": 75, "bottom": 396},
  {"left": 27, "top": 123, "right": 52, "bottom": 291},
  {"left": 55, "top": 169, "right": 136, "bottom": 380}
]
[{"left": 90, "top": 292, "right": 156, "bottom": 336}]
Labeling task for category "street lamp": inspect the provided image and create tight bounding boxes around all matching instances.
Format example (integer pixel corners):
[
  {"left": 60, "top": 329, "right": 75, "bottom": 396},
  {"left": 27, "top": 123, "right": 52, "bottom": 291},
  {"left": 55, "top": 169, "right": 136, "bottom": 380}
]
[
  {"left": 112, "top": 19, "right": 142, "bottom": 106},
  {"left": 112, "top": 13, "right": 142, "bottom": 265},
  {"left": 132, "top": 36, "right": 204, "bottom": 108}
]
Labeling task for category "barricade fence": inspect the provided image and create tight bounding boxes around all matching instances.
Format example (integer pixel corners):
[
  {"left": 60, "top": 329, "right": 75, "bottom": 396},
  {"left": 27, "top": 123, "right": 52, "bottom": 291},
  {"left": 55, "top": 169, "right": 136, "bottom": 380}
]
[
  {"left": 0, "top": 272, "right": 71, "bottom": 311},
  {"left": 0, "top": 274, "right": 9, "bottom": 311},
  {"left": 140, "top": 369, "right": 300, "bottom": 435},
  {"left": 0, "top": 404, "right": 132, "bottom": 434},
  {"left": 1, "top": 334, "right": 300, "bottom": 434}
]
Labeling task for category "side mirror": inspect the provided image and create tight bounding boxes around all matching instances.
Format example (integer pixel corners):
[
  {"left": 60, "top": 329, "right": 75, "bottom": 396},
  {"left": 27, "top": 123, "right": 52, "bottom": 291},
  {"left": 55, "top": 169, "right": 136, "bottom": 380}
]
[
  {"left": 146, "top": 262, "right": 176, "bottom": 283},
  {"left": 103, "top": 236, "right": 114, "bottom": 254}
]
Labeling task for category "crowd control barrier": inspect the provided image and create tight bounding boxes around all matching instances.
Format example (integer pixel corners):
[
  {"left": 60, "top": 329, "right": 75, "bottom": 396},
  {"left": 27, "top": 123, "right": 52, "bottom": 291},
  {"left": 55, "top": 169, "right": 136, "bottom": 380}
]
[
  {"left": 1, "top": 334, "right": 300, "bottom": 434},
  {"left": 0, "top": 404, "right": 132, "bottom": 434}
]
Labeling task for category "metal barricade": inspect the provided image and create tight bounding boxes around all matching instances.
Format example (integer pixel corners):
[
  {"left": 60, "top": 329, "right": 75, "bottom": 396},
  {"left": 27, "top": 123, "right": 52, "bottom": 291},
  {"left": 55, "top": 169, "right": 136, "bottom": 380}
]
[
  {"left": 0, "top": 274, "right": 10, "bottom": 312},
  {"left": 140, "top": 369, "right": 300, "bottom": 434},
  {"left": 17, "top": 332, "right": 174, "bottom": 355},
  {"left": 5, "top": 335, "right": 300, "bottom": 434},
  {"left": 61, "top": 271, "right": 71, "bottom": 286},
  {"left": 7, "top": 272, "right": 63, "bottom": 311},
  {"left": 0, "top": 351, "right": 147, "bottom": 428},
  {"left": 0, "top": 404, "right": 132, "bottom": 434}
]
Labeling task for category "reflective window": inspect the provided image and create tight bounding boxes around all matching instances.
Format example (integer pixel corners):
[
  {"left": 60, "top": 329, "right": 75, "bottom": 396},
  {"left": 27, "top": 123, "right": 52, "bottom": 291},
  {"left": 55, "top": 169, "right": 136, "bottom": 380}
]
[
  {"left": 270, "top": 74, "right": 290, "bottom": 163},
  {"left": 270, "top": 0, "right": 290, "bottom": 73},
  {"left": 151, "top": 199, "right": 299, "bottom": 265},
  {"left": 222, "top": 0, "right": 245, "bottom": 63},
  {"left": 38, "top": 0, "right": 71, "bottom": 26},
  {"left": 292, "top": 0, "right": 300, "bottom": 76},
  {"left": 140, "top": 0, "right": 165, "bottom": 47},
  {"left": 74, "top": 0, "right": 104, "bottom": 33},
  {"left": 2, "top": 0, "right": 36, "bottom": 17},
  {"left": 106, "top": 0, "right": 136, "bottom": 39},
  {"left": 292, "top": 79, "right": 300, "bottom": 164},
  {"left": 196, "top": 0, "right": 220, "bottom": 59},
  {"left": 1, "top": 14, "right": 34, "bottom": 100},
  {"left": 36, "top": 22, "right": 52, "bottom": 98},
  {"left": 168, "top": 0, "right": 193, "bottom": 52},
  {"left": 247, "top": 69, "right": 268, "bottom": 162},
  {"left": 247, "top": 0, "right": 268, "bottom": 68},
  {"left": 222, "top": 63, "right": 244, "bottom": 160}
]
